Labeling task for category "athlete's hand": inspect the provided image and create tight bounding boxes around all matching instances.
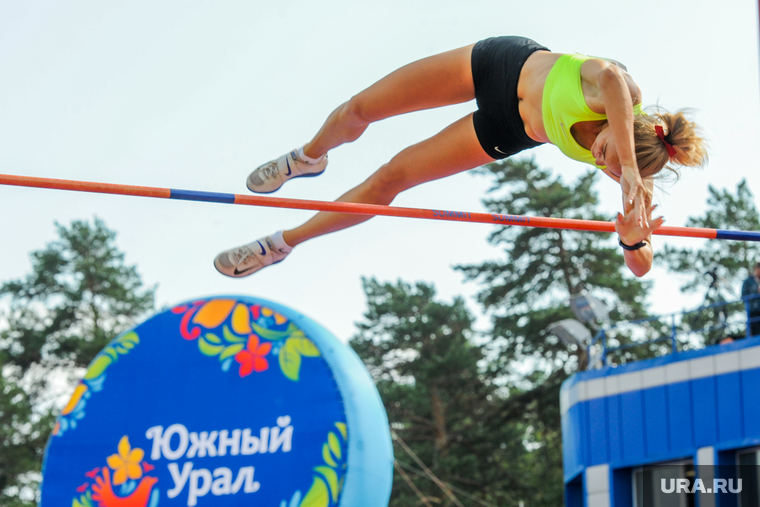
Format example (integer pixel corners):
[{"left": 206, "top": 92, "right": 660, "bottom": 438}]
[
  {"left": 615, "top": 204, "right": 663, "bottom": 246},
  {"left": 621, "top": 165, "right": 648, "bottom": 227}
]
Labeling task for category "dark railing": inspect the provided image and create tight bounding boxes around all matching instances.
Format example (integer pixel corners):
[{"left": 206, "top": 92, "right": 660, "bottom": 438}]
[{"left": 587, "top": 293, "right": 760, "bottom": 368}]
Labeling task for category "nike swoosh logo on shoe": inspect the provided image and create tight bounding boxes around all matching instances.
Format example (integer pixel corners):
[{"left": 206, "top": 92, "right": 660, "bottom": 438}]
[
  {"left": 285, "top": 158, "right": 292, "bottom": 176},
  {"left": 233, "top": 266, "right": 256, "bottom": 276},
  {"left": 256, "top": 241, "right": 266, "bottom": 255}
]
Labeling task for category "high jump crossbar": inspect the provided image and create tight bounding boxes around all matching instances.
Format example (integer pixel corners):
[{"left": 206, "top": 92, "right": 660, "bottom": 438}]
[{"left": 1, "top": 173, "right": 758, "bottom": 242}]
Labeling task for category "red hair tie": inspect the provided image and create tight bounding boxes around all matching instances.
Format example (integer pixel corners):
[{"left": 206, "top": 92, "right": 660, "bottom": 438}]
[{"left": 655, "top": 125, "right": 677, "bottom": 158}]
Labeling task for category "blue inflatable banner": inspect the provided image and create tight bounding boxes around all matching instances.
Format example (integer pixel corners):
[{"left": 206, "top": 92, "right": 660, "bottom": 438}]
[{"left": 41, "top": 296, "right": 393, "bottom": 507}]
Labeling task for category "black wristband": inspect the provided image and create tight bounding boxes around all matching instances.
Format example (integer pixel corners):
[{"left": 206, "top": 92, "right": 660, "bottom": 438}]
[{"left": 619, "top": 237, "right": 648, "bottom": 251}]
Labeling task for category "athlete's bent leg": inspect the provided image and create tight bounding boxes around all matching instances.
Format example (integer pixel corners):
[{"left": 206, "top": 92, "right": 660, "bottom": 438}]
[
  {"left": 216, "top": 114, "right": 494, "bottom": 278},
  {"left": 283, "top": 113, "right": 494, "bottom": 246},
  {"left": 247, "top": 45, "right": 477, "bottom": 194},
  {"left": 302, "top": 44, "right": 476, "bottom": 159}
]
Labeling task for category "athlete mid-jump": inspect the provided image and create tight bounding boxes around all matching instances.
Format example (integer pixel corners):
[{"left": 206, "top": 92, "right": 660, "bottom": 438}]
[{"left": 214, "top": 36, "right": 706, "bottom": 279}]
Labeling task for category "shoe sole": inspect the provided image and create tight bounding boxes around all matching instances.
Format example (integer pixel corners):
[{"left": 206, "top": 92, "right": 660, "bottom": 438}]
[
  {"left": 246, "top": 168, "right": 327, "bottom": 194},
  {"left": 214, "top": 257, "right": 250, "bottom": 279},
  {"left": 213, "top": 254, "right": 287, "bottom": 278}
]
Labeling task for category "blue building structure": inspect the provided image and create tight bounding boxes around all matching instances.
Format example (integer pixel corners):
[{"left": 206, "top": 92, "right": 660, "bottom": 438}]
[{"left": 562, "top": 330, "right": 760, "bottom": 507}]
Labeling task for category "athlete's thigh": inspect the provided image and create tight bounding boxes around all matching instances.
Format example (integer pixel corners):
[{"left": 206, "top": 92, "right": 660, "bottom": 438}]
[
  {"left": 352, "top": 45, "right": 476, "bottom": 123},
  {"left": 383, "top": 113, "right": 495, "bottom": 191}
]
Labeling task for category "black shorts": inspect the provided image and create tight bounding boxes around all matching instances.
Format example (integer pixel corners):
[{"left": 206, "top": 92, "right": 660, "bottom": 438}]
[{"left": 471, "top": 36, "right": 549, "bottom": 160}]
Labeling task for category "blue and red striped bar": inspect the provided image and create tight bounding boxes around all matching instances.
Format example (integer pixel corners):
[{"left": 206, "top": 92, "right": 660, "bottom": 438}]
[{"left": 1, "top": 173, "right": 759, "bottom": 242}]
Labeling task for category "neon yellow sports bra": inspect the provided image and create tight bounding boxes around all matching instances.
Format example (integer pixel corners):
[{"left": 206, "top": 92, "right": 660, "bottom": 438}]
[{"left": 542, "top": 53, "right": 643, "bottom": 168}]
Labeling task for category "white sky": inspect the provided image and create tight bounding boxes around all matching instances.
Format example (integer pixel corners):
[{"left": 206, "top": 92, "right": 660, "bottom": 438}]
[{"left": 1, "top": 0, "right": 759, "bottom": 341}]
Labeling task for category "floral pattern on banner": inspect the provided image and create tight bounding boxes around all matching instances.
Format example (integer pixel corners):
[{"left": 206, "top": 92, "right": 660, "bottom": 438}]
[
  {"left": 171, "top": 299, "right": 321, "bottom": 381},
  {"left": 72, "top": 436, "right": 159, "bottom": 507},
  {"left": 279, "top": 422, "right": 349, "bottom": 507},
  {"left": 54, "top": 332, "right": 140, "bottom": 437}
]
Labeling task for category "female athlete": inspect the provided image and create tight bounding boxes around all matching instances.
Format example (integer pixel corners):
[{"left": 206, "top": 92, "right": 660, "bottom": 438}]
[{"left": 214, "top": 36, "right": 706, "bottom": 278}]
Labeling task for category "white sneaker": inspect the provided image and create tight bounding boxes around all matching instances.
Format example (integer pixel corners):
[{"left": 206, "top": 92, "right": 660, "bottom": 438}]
[
  {"left": 214, "top": 235, "right": 290, "bottom": 278},
  {"left": 247, "top": 149, "right": 328, "bottom": 194}
]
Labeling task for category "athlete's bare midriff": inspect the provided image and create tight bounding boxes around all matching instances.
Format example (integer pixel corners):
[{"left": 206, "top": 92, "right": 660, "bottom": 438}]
[
  {"left": 516, "top": 51, "right": 641, "bottom": 147},
  {"left": 516, "top": 50, "right": 562, "bottom": 143}
]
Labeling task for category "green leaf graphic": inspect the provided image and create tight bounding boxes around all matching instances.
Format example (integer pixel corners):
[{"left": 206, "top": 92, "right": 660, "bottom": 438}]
[
  {"left": 251, "top": 321, "right": 291, "bottom": 341},
  {"left": 199, "top": 336, "right": 224, "bottom": 356},
  {"left": 204, "top": 333, "right": 222, "bottom": 344},
  {"left": 220, "top": 344, "right": 244, "bottom": 360},
  {"left": 315, "top": 466, "right": 340, "bottom": 503},
  {"left": 73, "top": 490, "right": 94, "bottom": 507},
  {"left": 300, "top": 477, "right": 329, "bottom": 507},
  {"left": 328, "top": 431, "right": 341, "bottom": 460},
  {"left": 286, "top": 324, "right": 303, "bottom": 337},
  {"left": 279, "top": 340, "right": 302, "bottom": 381},
  {"left": 322, "top": 443, "right": 337, "bottom": 467},
  {"left": 120, "top": 332, "right": 139, "bottom": 346},
  {"left": 84, "top": 355, "right": 112, "bottom": 380},
  {"left": 83, "top": 332, "right": 140, "bottom": 380},
  {"left": 290, "top": 337, "right": 320, "bottom": 357},
  {"left": 335, "top": 422, "right": 347, "bottom": 440},
  {"left": 222, "top": 325, "right": 245, "bottom": 344}
]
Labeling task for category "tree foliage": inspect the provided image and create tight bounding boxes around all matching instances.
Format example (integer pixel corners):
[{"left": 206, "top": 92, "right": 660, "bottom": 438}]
[
  {"left": 349, "top": 158, "right": 665, "bottom": 506},
  {"left": 350, "top": 278, "right": 559, "bottom": 507},
  {"left": 664, "top": 180, "right": 760, "bottom": 294},
  {"left": 458, "top": 158, "right": 652, "bottom": 371},
  {"left": 0, "top": 218, "right": 154, "bottom": 506},
  {"left": 662, "top": 180, "right": 760, "bottom": 342}
]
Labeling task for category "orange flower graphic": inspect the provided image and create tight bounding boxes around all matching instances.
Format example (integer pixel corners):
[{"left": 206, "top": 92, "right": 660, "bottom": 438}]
[
  {"left": 235, "top": 334, "right": 272, "bottom": 377},
  {"left": 106, "top": 436, "right": 144, "bottom": 485}
]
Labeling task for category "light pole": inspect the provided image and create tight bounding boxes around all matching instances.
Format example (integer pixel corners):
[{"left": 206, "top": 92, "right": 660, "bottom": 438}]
[
  {"left": 549, "top": 291, "right": 611, "bottom": 370},
  {"left": 548, "top": 319, "right": 593, "bottom": 370}
]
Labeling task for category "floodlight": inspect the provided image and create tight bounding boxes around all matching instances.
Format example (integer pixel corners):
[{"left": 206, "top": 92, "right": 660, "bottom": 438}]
[
  {"left": 570, "top": 291, "right": 610, "bottom": 324},
  {"left": 547, "top": 319, "right": 593, "bottom": 347}
]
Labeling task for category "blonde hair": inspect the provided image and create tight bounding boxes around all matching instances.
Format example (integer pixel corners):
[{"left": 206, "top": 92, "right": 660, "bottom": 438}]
[{"left": 633, "top": 108, "right": 708, "bottom": 179}]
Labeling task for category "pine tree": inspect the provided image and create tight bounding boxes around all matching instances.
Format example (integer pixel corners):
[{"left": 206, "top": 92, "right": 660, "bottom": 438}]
[
  {"left": 0, "top": 370, "right": 54, "bottom": 507},
  {"left": 458, "top": 158, "right": 652, "bottom": 371},
  {"left": 0, "top": 218, "right": 154, "bottom": 505},
  {"left": 662, "top": 180, "right": 760, "bottom": 342},
  {"left": 453, "top": 158, "right": 656, "bottom": 504},
  {"left": 350, "top": 278, "right": 539, "bottom": 507},
  {"left": 349, "top": 159, "right": 663, "bottom": 505}
]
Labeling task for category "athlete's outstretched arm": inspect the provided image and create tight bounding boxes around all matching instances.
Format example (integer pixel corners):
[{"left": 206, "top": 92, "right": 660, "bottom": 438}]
[
  {"left": 615, "top": 179, "right": 663, "bottom": 277},
  {"left": 583, "top": 60, "right": 647, "bottom": 225}
]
